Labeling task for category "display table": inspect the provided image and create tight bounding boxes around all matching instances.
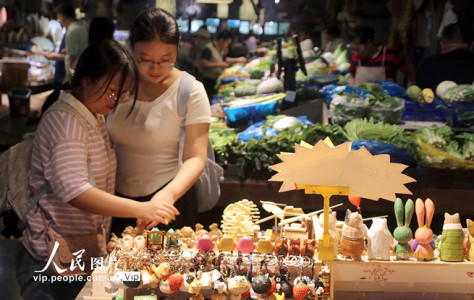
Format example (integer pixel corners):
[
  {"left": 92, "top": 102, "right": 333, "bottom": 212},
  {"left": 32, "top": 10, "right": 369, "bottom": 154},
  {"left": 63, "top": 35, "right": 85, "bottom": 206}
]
[
  {"left": 328, "top": 257, "right": 474, "bottom": 299},
  {"left": 80, "top": 256, "right": 474, "bottom": 300}
]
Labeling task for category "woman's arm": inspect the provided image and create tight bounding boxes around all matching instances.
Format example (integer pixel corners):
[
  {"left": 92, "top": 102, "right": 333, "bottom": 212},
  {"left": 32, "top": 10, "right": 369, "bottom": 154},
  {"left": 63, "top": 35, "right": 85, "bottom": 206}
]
[
  {"left": 69, "top": 187, "right": 179, "bottom": 224},
  {"left": 201, "top": 58, "right": 229, "bottom": 69},
  {"left": 151, "top": 122, "right": 210, "bottom": 205}
]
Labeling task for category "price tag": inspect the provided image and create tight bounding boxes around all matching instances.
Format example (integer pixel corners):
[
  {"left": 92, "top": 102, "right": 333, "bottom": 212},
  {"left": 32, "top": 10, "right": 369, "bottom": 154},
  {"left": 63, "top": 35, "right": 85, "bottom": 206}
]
[{"left": 285, "top": 91, "right": 296, "bottom": 103}]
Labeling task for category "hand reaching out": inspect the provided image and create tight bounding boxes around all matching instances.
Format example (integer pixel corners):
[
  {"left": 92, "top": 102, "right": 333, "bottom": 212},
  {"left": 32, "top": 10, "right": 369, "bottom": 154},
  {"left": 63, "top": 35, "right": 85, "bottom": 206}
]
[{"left": 136, "top": 196, "right": 179, "bottom": 230}]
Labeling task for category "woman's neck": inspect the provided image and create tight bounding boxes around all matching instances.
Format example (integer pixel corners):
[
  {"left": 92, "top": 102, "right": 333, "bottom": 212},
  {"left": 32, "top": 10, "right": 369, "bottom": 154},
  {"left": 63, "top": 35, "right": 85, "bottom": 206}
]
[{"left": 138, "top": 68, "right": 181, "bottom": 101}]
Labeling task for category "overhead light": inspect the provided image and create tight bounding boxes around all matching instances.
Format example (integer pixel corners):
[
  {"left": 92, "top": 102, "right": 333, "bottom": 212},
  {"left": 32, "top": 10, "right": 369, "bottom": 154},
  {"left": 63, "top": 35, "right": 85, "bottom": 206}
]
[{"left": 275, "top": 0, "right": 280, "bottom": 3}]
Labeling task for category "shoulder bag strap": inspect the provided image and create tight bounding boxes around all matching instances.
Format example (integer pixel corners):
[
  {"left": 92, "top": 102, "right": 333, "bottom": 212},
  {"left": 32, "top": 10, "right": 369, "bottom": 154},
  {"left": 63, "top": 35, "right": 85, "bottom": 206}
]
[
  {"left": 177, "top": 71, "right": 196, "bottom": 126},
  {"left": 30, "top": 102, "right": 94, "bottom": 209},
  {"left": 177, "top": 71, "right": 197, "bottom": 161}
]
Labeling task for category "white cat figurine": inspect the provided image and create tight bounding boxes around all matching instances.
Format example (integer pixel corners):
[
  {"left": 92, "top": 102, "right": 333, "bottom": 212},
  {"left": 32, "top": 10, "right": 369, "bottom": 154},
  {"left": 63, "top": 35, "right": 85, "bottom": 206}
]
[
  {"left": 313, "top": 211, "right": 340, "bottom": 255},
  {"left": 367, "top": 217, "right": 393, "bottom": 261}
]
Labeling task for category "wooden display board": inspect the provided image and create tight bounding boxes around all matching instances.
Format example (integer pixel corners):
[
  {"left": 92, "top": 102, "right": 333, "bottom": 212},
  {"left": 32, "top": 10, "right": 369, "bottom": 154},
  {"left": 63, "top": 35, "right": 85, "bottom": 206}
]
[{"left": 328, "top": 258, "right": 474, "bottom": 300}]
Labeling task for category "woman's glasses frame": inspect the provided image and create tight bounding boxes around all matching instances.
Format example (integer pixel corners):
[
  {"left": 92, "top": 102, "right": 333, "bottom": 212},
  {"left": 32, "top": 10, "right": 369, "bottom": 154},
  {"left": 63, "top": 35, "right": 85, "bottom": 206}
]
[{"left": 136, "top": 59, "right": 175, "bottom": 69}]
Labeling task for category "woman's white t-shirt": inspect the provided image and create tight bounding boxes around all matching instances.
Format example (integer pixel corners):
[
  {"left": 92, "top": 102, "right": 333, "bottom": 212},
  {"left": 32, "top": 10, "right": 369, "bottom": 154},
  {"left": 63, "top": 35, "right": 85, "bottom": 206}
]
[{"left": 106, "top": 75, "right": 210, "bottom": 197}]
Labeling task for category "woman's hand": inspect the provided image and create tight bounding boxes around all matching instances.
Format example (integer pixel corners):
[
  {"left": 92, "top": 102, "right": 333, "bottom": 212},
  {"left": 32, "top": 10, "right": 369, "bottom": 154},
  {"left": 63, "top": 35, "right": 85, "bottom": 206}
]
[
  {"left": 150, "top": 188, "right": 176, "bottom": 206},
  {"left": 136, "top": 198, "right": 179, "bottom": 229}
]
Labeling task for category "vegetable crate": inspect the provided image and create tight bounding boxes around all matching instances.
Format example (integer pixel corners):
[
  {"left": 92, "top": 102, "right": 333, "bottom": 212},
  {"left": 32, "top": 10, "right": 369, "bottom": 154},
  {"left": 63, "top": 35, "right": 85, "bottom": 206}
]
[
  {"left": 224, "top": 101, "right": 278, "bottom": 125},
  {"left": 401, "top": 97, "right": 445, "bottom": 122},
  {"left": 442, "top": 101, "right": 474, "bottom": 128}
]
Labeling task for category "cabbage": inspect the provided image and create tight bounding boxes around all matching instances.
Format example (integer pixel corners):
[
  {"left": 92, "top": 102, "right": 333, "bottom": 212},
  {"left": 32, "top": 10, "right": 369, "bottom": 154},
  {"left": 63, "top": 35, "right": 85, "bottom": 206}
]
[
  {"left": 272, "top": 116, "right": 300, "bottom": 132},
  {"left": 436, "top": 80, "right": 457, "bottom": 99},
  {"left": 256, "top": 77, "right": 283, "bottom": 94}
]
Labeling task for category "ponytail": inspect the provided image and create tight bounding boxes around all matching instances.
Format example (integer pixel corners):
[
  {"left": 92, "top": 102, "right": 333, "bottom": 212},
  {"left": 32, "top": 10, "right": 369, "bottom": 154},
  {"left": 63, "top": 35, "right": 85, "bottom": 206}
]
[{"left": 40, "top": 81, "right": 72, "bottom": 116}]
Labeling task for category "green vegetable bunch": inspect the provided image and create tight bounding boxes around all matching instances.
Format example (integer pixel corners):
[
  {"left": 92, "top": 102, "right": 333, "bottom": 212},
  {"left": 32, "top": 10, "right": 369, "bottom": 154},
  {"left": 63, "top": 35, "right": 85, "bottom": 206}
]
[
  {"left": 226, "top": 118, "right": 345, "bottom": 178},
  {"left": 342, "top": 118, "right": 420, "bottom": 160},
  {"left": 416, "top": 126, "right": 473, "bottom": 161}
]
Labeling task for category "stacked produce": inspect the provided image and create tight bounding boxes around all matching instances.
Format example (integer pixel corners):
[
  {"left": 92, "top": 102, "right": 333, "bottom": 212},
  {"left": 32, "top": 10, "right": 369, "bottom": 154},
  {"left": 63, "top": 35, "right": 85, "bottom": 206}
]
[
  {"left": 209, "top": 115, "right": 474, "bottom": 178},
  {"left": 320, "top": 43, "right": 350, "bottom": 71},
  {"left": 407, "top": 80, "right": 474, "bottom": 127},
  {"left": 414, "top": 125, "right": 474, "bottom": 169},
  {"left": 329, "top": 82, "right": 405, "bottom": 125}
]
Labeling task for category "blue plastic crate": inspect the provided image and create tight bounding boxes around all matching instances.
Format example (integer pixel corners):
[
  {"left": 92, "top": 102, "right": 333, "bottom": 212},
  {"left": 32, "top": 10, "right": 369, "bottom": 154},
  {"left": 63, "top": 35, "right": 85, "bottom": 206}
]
[
  {"left": 219, "top": 77, "right": 247, "bottom": 84},
  {"left": 442, "top": 101, "right": 474, "bottom": 128},
  {"left": 223, "top": 101, "right": 278, "bottom": 125},
  {"left": 402, "top": 97, "right": 446, "bottom": 122}
]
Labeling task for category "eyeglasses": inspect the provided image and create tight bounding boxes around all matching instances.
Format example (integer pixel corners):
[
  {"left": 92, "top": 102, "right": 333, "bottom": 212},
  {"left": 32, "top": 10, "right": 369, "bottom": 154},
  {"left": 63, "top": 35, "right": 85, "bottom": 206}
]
[
  {"left": 137, "top": 59, "right": 175, "bottom": 69},
  {"left": 104, "top": 89, "right": 130, "bottom": 103}
]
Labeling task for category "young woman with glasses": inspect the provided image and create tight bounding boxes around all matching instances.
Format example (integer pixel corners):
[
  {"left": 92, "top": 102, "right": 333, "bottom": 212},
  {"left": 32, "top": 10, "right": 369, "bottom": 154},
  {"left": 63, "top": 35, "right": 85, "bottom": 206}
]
[
  {"left": 106, "top": 8, "right": 211, "bottom": 234},
  {"left": 17, "top": 39, "right": 178, "bottom": 300}
]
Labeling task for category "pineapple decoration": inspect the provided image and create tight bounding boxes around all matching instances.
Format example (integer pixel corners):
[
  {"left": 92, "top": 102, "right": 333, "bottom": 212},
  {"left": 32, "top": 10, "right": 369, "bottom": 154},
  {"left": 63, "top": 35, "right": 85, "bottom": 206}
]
[
  {"left": 221, "top": 199, "right": 260, "bottom": 242},
  {"left": 269, "top": 137, "right": 415, "bottom": 260}
]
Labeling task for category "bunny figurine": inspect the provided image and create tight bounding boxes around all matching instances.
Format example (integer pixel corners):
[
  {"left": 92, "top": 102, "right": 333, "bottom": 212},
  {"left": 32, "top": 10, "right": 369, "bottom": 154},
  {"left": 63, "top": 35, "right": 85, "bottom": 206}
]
[
  {"left": 367, "top": 217, "right": 393, "bottom": 261},
  {"left": 339, "top": 210, "right": 367, "bottom": 260},
  {"left": 393, "top": 198, "right": 414, "bottom": 260},
  {"left": 467, "top": 219, "right": 474, "bottom": 261},
  {"left": 414, "top": 198, "right": 435, "bottom": 261},
  {"left": 438, "top": 213, "right": 465, "bottom": 262}
]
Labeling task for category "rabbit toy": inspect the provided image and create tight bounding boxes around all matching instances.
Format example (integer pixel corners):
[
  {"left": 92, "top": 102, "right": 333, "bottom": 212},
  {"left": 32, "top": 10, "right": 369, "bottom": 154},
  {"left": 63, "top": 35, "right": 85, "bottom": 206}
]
[
  {"left": 467, "top": 219, "right": 474, "bottom": 261},
  {"left": 367, "top": 217, "right": 393, "bottom": 261},
  {"left": 393, "top": 198, "right": 414, "bottom": 260},
  {"left": 414, "top": 198, "right": 435, "bottom": 261},
  {"left": 438, "top": 213, "right": 465, "bottom": 262}
]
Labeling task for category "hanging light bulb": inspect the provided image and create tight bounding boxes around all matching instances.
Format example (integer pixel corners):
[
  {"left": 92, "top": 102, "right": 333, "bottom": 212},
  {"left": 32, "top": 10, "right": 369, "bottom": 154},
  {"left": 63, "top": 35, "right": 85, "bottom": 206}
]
[{"left": 275, "top": 0, "right": 280, "bottom": 3}]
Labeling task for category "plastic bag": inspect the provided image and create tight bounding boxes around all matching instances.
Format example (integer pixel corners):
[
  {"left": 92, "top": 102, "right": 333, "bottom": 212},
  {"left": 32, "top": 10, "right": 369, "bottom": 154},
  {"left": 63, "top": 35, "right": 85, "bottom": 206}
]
[
  {"left": 351, "top": 139, "right": 416, "bottom": 166},
  {"left": 329, "top": 94, "right": 369, "bottom": 125},
  {"left": 367, "top": 97, "right": 405, "bottom": 124},
  {"left": 237, "top": 116, "right": 313, "bottom": 142},
  {"left": 374, "top": 80, "right": 407, "bottom": 98},
  {"left": 414, "top": 134, "right": 474, "bottom": 169},
  {"left": 319, "top": 84, "right": 371, "bottom": 104},
  {"left": 224, "top": 101, "right": 278, "bottom": 125}
]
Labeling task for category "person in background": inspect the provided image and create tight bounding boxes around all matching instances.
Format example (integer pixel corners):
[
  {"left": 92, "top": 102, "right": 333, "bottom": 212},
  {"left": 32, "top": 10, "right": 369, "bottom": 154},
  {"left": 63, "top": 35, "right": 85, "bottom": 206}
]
[
  {"left": 416, "top": 22, "right": 474, "bottom": 91},
  {"left": 348, "top": 25, "right": 416, "bottom": 87},
  {"left": 323, "top": 24, "right": 345, "bottom": 53},
  {"left": 17, "top": 39, "right": 178, "bottom": 300},
  {"left": 55, "top": 3, "right": 88, "bottom": 82},
  {"left": 245, "top": 30, "right": 258, "bottom": 57},
  {"left": 200, "top": 29, "right": 246, "bottom": 99},
  {"left": 44, "top": 33, "right": 66, "bottom": 86},
  {"left": 88, "top": 16, "right": 115, "bottom": 44},
  {"left": 106, "top": 8, "right": 210, "bottom": 235}
]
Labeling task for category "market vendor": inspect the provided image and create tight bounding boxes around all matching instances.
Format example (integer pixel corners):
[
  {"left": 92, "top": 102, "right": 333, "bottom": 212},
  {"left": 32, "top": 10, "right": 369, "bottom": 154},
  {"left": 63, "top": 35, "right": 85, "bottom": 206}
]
[
  {"left": 348, "top": 25, "right": 415, "bottom": 87},
  {"left": 416, "top": 22, "right": 474, "bottom": 91},
  {"left": 200, "top": 29, "right": 247, "bottom": 99}
]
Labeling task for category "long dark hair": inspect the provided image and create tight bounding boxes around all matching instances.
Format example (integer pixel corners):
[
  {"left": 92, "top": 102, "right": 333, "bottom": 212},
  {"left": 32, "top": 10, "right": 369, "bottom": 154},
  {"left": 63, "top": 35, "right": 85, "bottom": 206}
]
[
  {"left": 129, "top": 8, "right": 180, "bottom": 48},
  {"left": 42, "top": 39, "right": 139, "bottom": 115}
]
